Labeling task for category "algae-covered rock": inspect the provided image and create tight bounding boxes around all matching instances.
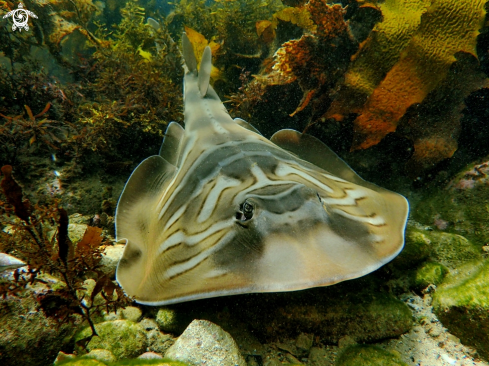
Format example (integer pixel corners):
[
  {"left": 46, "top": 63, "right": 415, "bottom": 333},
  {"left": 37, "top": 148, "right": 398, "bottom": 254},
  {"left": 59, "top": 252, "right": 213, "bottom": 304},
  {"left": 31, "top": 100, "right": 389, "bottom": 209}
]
[
  {"left": 414, "top": 159, "right": 489, "bottom": 246},
  {"left": 427, "top": 232, "right": 481, "bottom": 268},
  {"left": 336, "top": 345, "right": 408, "bottom": 366},
  {"left": 414, "top": 262, "right": 448, "bottom": 290},
  {"left": 0, "top": 294, "right": 80, "bottom": 366},
  {"left": 392, "top": 225, "right": 481, "bottom": 270},
  {"left": 56, "top": 357, "right": 188, "bottom": 365},
  {"left": 57, "top": 359, "right": 106, "bottom": 366},
  {"left": 165, "top": 319, "right": 246, "bottom": 366},
  {"left": 432, "top": 259, "right": 489, "bottom": 360},
  {"left": 75, "top": 320, "right": 148, "bottom": 360},
  {"left": 83, "top": 349, "right": 117, "bottom": 363},
  {"left": 156, "top": 308, "right": 179, "bottom": 333},
  {"left": 392, "top": 224, "right": 432, "bottom": 269},
  {"left": 240, "top": 282, "right": 412, "bottom": 343}
]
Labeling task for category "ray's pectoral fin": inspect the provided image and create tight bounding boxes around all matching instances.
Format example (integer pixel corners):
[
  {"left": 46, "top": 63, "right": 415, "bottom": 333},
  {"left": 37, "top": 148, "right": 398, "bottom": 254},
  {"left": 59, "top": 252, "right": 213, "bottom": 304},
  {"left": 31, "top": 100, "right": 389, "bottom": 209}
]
[
  {"left": 115, "top": 154, "right": 175, "bottom": 287},
  {"left": 271, "top": 128, "right": 409, "bottom": 272},
  {"left": 234, "top": 117, "right": 263, "bottom": 135},
  {"left": 270, "top": 129, "right": 363, "bottom": 184},
  {"left": 271, "top": 129, "right": 395, "bottom": 193},
  {"left": 159, "top": 122, "right": 185, "bottom": 166}
]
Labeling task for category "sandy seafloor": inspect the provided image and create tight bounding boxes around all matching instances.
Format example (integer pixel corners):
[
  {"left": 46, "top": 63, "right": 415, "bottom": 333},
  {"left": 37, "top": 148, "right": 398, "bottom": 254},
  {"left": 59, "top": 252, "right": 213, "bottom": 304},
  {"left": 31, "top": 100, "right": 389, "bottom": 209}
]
[{"left": 385, "top": 293, "right": 487, "bottom": 366}]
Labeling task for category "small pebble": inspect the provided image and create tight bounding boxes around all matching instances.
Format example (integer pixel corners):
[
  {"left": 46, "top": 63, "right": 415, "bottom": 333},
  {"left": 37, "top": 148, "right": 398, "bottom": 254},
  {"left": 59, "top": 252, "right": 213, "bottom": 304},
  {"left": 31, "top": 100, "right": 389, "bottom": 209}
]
[{"left": 138, "top": 351, "right": 163, "bottom": 359}]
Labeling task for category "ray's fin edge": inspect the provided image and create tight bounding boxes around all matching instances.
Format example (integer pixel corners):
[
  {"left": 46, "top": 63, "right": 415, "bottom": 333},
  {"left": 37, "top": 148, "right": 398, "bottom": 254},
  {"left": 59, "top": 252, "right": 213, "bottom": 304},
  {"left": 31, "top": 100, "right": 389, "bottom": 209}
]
[{"left": 159, "top": 122, "right": 185, "bottom": 166}]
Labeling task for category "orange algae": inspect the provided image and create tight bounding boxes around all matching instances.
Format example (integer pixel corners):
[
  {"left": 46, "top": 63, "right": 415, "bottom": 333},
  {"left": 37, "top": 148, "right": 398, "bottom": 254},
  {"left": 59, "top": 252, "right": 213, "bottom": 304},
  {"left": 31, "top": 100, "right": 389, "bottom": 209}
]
[
  {"left": 326, "top": 0, "right": 430, "bottom": 121},
  {"left": 350, "top": 0, "right": 486, "bottom": 151},
  {"left": 256, "top": 6, "right": 316, "bottom": 45},
  {"left": 270, "top": 0, "right": 352, "bottom": 110},
  {"left": 308, "top": 1, "right": 347, "bottom": 41},
  {"left": 402, "top": 55, "right": 489, "bottom": 175},
  {"left": 184, "top": 26, "right": 221, "bottom": 80}
]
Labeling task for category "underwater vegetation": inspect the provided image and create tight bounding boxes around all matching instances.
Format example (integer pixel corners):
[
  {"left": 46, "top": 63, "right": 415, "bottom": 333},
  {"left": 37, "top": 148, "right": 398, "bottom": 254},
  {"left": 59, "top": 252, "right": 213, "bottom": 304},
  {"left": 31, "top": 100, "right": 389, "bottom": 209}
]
[
  {"left": 0, "top": 165, "right": 132, "bottom": 343},
  {"left": 230, "top": 0, "right": 489, "bottom": 179},
  {"left": 1, "top": 0, "right": 486, "bottom": 185}
]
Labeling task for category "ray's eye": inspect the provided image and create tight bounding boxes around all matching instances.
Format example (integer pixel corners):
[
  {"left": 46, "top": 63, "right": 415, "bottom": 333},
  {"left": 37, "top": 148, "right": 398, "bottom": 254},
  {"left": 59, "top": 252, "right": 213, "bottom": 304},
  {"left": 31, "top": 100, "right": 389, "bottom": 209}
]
[
  {"left": 236, "top": 200, "right": 254, "bottom": 222},
  {"left": 243, "top": 202, "right": 254, "bottom": 218},
  {"left": 317, "top": 193, "right": 322, "bottom": 203}
]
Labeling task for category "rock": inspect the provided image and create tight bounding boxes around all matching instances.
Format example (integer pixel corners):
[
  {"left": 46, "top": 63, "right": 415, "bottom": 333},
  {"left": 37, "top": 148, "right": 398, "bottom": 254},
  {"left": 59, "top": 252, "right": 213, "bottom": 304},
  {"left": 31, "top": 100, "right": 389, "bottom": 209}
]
[
  {"left": 146, "top": 327, "right": 175, "bottom": 355},
  {"left": 69, "top": 213, "right": 91, "bottom": 225},
  {"left": 75, "top": 320, "right": 148, "bottom": 360},
  {"left": 102, "top": 305, "right": 140, "bottom": 323},
  {"left": 121, "top": 306, "right": 142, "bottom": 322},
  {"left": 392, "top": 224, "right": 432, "bottom": 269},
  {"left": 137, "top": 317, "right": 175, "bottom": 354},
  {"left": 393, "top": 225, "right": 481, "bottom": 270},
  {"left": 308, "top": 347, "right": 330, "bottom": 366},
  {"left": 165, "top": 319, "right": 246, "bottom": 366},
  {"left": 56, "top": 360, "right": 106, "bottom": 366},
  {"left": 83, "top": 349, "right": 117, "bottom": 363},
  {"left": 432, "top": 259, "right": 489, "bottom": 360},
  {"left": 240, "top": 283, "right": 412, "bottom": 344},
  {"left": 54, "top": 351, "right": 76, "bottom": 364},
  {"left": 426, "top": 232, "right": 481, "bottom": 268},
  {"left": 140, "top": 318, "right": 159, "bottom": 331},
  {"left": 100, "top": 244, "right": 125, "bottom": 274},
  {"left": 263, "top": 357, "right": 282, "bottom": 366},
  {"left": 276, "top": 341, "right": 299, "bottom": 356},
  {"left": 336, "top": 344, "right": 409, "bottom": 366},
  {"left": 156, "top": 307, "right": 179, "bottom": 333},
  {"left": 414, "top": 262, "right": 448, "bottom": 290},
  {"left": 413, "top": 159, "right": 489, "bottom": 247},
  {"left": 295, "top": 333, "right": 314, "bottom": 356},
  {"left": 138, "top": 351, "right": 163, "bottom": 359},
  {"left": 103, "top": 310, "right": 123, "bottom": 321},
  {"left": 338, "top": 336, "right": 357, "bottom": 349},
  {"left": 0, "top": 294, "right": 80, "bottom": 366},
  {"left": 68, "top": 222, "right": 89, "bottom": 244}
]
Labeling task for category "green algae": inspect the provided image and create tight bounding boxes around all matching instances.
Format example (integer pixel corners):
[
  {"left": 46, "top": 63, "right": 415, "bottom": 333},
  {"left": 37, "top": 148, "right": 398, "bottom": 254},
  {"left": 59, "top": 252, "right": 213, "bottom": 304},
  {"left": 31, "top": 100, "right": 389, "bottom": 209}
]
[
  {"left": 391, "top": 224, "right": 432, "bottom": 269},
  {"left": 432, "top": 260, "right": 489, "bottom": 359},
  {"left": 413, "top": 262, "right": 448, "bottom": 289},
  {"left": 75, "top": 320, "right": 148, "bottom": 360},
  {"left": 57, "top": 358, "right": 188, "bottom": 366},
  {"left": 393, "top": 224, "right": 481, "bottom": 270},
  {"left": 414, "top": 162, "right": 489, "bottom": 247},
  {"left": 156, "top": 308, "right": 179, "bottom": 334},
  {"left": 336, "top": 345, "right": 408, "bottom": 366},
  {"left": 57, "top": 359, "right": 107, "bottom": 366}
]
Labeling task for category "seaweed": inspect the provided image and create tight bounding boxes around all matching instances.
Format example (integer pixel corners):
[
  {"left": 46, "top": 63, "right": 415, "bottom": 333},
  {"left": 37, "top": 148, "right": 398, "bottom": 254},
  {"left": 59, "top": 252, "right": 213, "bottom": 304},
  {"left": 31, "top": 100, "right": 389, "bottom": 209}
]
[
  {"left": 0, "top": 165, "right": 132, "bottom": 342},
  {"left": 230, "top": 0, "right": 489, "bottom": 179}
]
